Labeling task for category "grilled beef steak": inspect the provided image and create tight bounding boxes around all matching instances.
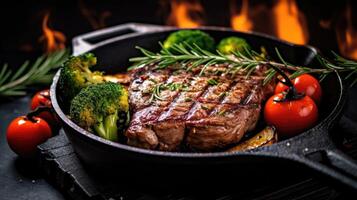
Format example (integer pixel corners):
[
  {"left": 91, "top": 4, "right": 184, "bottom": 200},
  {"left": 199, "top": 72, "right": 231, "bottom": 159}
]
[{"left": 125, "top": 64, "right": 274, "bottom": 151}]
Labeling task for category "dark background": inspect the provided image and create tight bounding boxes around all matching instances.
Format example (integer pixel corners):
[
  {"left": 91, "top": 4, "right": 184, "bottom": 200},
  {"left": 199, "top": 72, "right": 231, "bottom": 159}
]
[
  {"left": 1, "top": 0, "right": 357, "bottom": 65},
  {"left": 0, "top": 0, "right": 357, "bottom": 199}
]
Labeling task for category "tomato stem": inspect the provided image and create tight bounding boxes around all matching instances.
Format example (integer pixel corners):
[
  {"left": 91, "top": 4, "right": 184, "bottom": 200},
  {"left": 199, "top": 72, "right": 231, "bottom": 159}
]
[
  {"left": 26, "top": 106, "right": 53, "bottom": 123},
  {"left": 40, "top": 90, "right": 51, "bottom": 101},
  {"left": 268, "top": 64, "right": 305, "bottom": 102}
]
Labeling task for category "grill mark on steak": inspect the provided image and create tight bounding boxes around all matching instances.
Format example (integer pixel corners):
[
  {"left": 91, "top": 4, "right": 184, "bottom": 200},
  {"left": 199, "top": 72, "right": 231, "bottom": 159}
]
[
  {"left": 127, "top": 69, "right": 195, "bottom": 150},
  {"left": 185, "top": 77, "right": 213, "bottom": 121},
  {"left": 157, "top": 76, "right": 208, "bottom": 122},
  {"left": 185, "top": 106, "right": 261, "bottom": 150},
  {"left": 126, "top": 69, "right": 174, "bottom": 149},
  {"left": 185, "top": 76, "right": 235, "bottom": 123},
  {"left": 125, "top": 64, "right": 273, "bottom": 151},
  {"left": 151, "top": 73, "right": 193, "bottom": 151},
  {"left": 129, "top": 70, "right": 170, "bottom": 111},
  {"left": 151, "top": 75, "right": 212, "bottom": 151},
  {"left": 184, "top": 76, "right": 264, "bottom": 150}
]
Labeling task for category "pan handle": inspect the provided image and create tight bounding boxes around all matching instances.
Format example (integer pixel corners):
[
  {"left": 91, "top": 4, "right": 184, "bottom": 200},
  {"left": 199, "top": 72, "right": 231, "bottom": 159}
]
[
  {"left": 266, "top": 122, "right": 357, "bottom": 191},
  {"left": 291, "top": 125, "right": 357, "bottom": 192},
  {"left": 324, "top": 149, "right": 357, "bottom": 178},
  {"left": 298, "top": 148, "right": 357, "bottom": 191},
  {"left": 72, "top": 23, "right": 169, "bottom": 55}
]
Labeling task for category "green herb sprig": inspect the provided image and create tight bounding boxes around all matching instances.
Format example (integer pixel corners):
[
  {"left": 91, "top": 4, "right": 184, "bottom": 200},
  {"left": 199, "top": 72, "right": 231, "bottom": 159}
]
[
  {"left": 129, "top": 43, "right": 357, "bottom": 86},
  {"left": 207, "top": 79, "right": 218, "bottom": 86},
  {"left": 149, "top": 84, "right": 165, "bottom": 102},
  {"left": 149, "top": 82, "right": 189, "bottom": 102},
  {"left": 317, "top": 52, "right": 357, "bottom": 86},
  {"left": 0, "top": 49, "right": 70, "bottom": 97}
]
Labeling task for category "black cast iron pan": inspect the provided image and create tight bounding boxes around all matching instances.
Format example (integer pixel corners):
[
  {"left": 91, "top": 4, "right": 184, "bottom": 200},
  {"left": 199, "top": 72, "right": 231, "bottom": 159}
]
[{"left": 50, "top": 23, "right": 357, "bottom": 192}]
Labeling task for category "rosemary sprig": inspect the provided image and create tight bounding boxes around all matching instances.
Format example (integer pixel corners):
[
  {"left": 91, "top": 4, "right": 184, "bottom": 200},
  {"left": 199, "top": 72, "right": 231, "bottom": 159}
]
[
  {"left": 149, "top": 82, "right": 189, "bottom": 102},
  {"left": 166, "top": 82, "right": 184, "bottom": 91},
  {"left": 207, "top": 79, "right": 218, "bottom": 86},
  {"left": 149, "top": 84, "right": 165, "bottom": 102},
  {"left": 129, "top": 43, "right": 334, "bottom": 85},
  {"left": 317, "top": 52, "right": 357, "bottom": 86},
  {"left": 0, "top": 49, "right": 70, "bottom": 97}
]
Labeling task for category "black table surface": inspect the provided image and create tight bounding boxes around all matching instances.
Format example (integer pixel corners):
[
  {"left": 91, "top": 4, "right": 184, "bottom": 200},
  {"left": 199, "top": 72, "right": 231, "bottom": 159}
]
[
  {"left": 0, "top": 96, "right": 65, "bottom": 200},
  {"left": 0, "top": 85, "right": 356, "bottom": 200}
]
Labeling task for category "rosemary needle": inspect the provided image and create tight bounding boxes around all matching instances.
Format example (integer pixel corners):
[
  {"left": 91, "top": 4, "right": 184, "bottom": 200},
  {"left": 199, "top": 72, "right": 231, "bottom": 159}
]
[
  {"left": 0, "top": 49, "right": 70, "bottom": 97},
  {"left": 129, "top": 43, "right": 357, "bottom": 86}
]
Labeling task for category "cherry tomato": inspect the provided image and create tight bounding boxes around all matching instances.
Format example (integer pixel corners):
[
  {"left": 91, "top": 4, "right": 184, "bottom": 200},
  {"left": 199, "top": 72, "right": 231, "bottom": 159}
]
[
  {"left": 275, "top": 74, "right": 322, "bottom": 104},
  {"left": 7, "top": 116, "right": 52, "bottom": 157},
  {"left": 264, "top": 93, "right": 318, "bottom": 138},
  {"left": 30, "top": 89, "right": 57, "bottom": 127}
]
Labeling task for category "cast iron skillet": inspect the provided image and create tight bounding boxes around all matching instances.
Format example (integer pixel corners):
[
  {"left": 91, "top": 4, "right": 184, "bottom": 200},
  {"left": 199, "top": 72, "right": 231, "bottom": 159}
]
[{"left": 51, "top": 23, "right": 357, "bottom": 191}]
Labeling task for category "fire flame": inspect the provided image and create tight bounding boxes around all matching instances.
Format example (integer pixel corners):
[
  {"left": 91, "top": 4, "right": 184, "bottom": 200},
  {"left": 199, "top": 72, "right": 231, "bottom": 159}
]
[
  {"left": 167, "top": 0, "right": 204, "bottom": 28},
  {"left": 230, "top": 0, "right": 253, "bottom": 32},
  {"left": 39, "top": 13, "right": 66, "bottom": 53},
  {"left": 272, "top": 0, "right": 308, "bottom": 45},
  {"left": 336, "top": 4, "right": 357, "bottom": 60}
]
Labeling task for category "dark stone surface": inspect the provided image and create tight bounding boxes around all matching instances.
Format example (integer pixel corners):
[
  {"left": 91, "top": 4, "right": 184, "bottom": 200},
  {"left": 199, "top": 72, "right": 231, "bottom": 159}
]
[
  {"left": 36, "top": 130, "right": 352, "bottom": 200},
  {"left": 0, "top": 96, "right": 65, "bottom": 200},
  {"left": 0, "top": 85, "right": 356, "bottom": 200}
]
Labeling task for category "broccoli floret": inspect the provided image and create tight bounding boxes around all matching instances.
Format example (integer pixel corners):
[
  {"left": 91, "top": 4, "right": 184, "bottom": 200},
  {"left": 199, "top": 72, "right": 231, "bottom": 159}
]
[
  {"left": 217, "top": 37, "right": 251, "bottom": 55},
  {"left": 58, "top": 53, "right": 104, "bottom": 103},
  {"left": 70, "top": 82, "right": 129, "bottom": 141},
  {"left": 163, "top": 30, "right": 215, "bottom": 52}
]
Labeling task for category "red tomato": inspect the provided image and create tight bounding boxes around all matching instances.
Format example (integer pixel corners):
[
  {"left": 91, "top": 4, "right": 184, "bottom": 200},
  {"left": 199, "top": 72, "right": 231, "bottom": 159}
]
[
  {"left": 264, "top": 93, "right": 318, "bottom": 138},
  {"left": 275, "top": 74, "right": 322, "bottom": 104},
  {"left": 30, "top": 89, "right": 57, "bottom": 127},
  {"left": 7, "top": 116, "right": 52, "bottom": 157}
]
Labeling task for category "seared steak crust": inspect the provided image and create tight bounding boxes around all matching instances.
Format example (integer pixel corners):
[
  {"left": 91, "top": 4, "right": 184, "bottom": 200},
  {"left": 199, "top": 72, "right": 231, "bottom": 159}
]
[{"left": 125, "top": 64, "right": 273, "bottom": 151}]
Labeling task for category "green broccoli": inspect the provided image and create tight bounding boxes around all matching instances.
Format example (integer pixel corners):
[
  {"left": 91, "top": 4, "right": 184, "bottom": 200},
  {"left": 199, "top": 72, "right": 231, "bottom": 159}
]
[
  {"left": 163, "top": 30, "right": 215, "bottom": 52},
  {"left": 58, "top": 53, "right": 104, "bottom": 103},
  {"left": 217, "top": 37, "right": 251, "bottom": 55},
  {"left": 70, "top": 82, "right": 129, "bottom": 141}
]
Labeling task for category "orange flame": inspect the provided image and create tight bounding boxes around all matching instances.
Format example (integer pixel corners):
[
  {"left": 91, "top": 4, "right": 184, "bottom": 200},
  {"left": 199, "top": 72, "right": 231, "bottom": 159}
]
[
  {"left": 273, "top": 0, "right": 308, "bottom": 45},
  {"left": 230, "top": 0, "right": 253, "bottom": 32},
  {"left": 336, "top": 4, "right": 357, "bottom": 60},
  {"left": 167, "top": 0, "right": 204, "bottom": 28},
  {"left": 39, "top": 13, "right": 66, "bottom": 53}
]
